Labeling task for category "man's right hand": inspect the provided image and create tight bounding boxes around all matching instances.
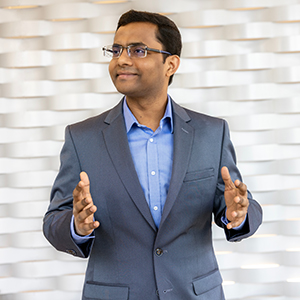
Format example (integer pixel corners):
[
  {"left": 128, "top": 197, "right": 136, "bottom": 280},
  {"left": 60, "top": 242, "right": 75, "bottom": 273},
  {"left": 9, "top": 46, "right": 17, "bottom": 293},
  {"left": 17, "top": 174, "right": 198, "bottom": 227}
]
[{"left": 73, "top": 171, "right": 100, "bottom": 236}]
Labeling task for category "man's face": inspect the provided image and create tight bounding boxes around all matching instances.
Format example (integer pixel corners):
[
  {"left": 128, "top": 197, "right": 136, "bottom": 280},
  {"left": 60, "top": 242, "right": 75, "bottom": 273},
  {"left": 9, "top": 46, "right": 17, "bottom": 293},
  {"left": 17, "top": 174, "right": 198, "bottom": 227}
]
[{"left": 109, "top": 22, "right": 170, "bottom": 100}]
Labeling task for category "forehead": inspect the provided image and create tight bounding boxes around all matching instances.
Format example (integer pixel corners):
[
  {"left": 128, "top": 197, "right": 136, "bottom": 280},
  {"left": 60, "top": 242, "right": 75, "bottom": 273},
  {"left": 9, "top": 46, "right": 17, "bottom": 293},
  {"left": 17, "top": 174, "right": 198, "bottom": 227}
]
[{"left": 113, "top": 22, "right": 160, "bottom": 46}]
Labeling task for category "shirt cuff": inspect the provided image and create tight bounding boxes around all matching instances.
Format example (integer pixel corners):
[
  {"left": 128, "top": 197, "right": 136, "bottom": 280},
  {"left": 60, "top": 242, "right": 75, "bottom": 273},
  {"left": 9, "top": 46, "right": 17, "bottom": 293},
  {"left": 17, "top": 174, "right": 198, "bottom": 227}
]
[
  {"left": 70, "top": 215, "right": 95, "bottom": 244},
  {"left": 221, "top": 208, "right": 247, "bottom": 230}
]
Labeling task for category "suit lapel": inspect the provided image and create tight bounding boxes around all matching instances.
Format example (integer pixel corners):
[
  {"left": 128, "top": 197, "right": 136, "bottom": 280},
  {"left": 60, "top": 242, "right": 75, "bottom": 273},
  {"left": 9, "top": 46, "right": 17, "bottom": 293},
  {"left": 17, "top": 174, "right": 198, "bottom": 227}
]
[
  {"left": 160, "top": 101, "right": 194, "bottom": 227},
  {"left": 102, "top": 100, "right": 157, "bottom": 231}
]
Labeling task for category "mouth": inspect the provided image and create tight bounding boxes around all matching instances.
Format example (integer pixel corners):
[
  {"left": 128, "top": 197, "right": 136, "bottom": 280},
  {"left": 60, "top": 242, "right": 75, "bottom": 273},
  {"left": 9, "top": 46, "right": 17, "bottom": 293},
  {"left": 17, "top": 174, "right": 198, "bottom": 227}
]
[{"left": 116, "top": 72, "right": 137, "bottom": 80}]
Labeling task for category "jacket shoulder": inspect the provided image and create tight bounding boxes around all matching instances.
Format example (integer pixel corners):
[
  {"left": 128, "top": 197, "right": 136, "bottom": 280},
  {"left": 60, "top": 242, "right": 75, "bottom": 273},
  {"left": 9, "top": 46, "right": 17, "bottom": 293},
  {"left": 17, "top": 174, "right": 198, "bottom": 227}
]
[
  {"left": 172, "top": 99, "right": 224, "bottom": 126},
  {"left": 180, "top": 105, "right": 226, "bottom": 130},
  {"left": 68, "top": 100, "right": 123, "bottom": 134}
]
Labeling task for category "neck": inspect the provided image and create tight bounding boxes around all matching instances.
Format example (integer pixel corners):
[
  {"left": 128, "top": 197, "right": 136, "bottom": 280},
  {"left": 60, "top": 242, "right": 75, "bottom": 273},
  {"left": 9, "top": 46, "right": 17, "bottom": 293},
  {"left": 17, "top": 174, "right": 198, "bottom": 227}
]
[{"left": 126, "top": 94, "right": 168, "bottom": 132}]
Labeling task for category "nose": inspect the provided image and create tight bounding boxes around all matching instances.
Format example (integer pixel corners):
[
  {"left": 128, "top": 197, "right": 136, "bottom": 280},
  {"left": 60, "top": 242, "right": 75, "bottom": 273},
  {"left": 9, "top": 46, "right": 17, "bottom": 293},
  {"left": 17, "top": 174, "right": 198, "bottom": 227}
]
[{"left": 117, "top": 47, "right": 132, "bottom": 66}]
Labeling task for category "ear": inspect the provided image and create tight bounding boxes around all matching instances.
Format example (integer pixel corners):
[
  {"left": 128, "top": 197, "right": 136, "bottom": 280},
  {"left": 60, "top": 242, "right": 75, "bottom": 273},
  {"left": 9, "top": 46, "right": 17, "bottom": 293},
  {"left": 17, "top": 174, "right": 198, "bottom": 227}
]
[{"left": 165, "top": 55, "right": 180, "bottom": 78}]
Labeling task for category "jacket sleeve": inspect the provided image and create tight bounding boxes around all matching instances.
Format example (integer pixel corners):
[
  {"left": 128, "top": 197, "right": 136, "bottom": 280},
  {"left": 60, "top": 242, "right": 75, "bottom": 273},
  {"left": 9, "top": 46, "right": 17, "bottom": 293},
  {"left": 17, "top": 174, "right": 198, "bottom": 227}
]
[
  {"left": 43, "top": 125, "right": 94, "bottom": 258},
  {"left": 213, "top": 120, "right": 263, "bottom": 242}
]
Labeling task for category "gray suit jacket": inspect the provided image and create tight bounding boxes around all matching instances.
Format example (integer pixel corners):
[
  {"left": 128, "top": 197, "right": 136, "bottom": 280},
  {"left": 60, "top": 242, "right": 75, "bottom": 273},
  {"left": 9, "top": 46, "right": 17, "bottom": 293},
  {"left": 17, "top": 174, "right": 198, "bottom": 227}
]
[{"left": 43, "top": 98, "right": 262, "bottom": 300}]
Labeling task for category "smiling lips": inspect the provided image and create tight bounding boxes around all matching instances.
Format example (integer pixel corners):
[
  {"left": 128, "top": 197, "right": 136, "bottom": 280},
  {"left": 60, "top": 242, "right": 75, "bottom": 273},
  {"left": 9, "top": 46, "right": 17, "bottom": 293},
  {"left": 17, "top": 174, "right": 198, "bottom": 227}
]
[{"left": 117, "top": 71, "right": 137, "bottom": 79}]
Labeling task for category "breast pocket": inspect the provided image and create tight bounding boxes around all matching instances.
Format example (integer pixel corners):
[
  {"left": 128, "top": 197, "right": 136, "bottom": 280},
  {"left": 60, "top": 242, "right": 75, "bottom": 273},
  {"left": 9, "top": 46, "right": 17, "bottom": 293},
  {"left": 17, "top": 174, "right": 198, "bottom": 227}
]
[{"left": 183, "top": 168, "right": 214, "bottom": 183}]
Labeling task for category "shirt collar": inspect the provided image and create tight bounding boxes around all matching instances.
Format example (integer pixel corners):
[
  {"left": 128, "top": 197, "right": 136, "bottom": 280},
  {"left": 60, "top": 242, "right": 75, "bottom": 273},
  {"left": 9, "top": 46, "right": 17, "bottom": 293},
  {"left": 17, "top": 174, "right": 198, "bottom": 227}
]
[{"left": 123, "top": 95, "right": 174, "bottom": 133}]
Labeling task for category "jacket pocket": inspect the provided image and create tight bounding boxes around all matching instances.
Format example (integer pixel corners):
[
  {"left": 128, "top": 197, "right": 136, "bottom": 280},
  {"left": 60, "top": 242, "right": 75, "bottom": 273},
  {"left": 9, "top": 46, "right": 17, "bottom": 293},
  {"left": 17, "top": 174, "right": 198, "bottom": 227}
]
[
  {"left": 83, "top": 282, "right": 129, "bottom": 300},
  {"left": 192, "top": 269, "right": 223, "bottom": 296},
  {"left": 183, "top": 168, "right": 214, "bottom": 183}
]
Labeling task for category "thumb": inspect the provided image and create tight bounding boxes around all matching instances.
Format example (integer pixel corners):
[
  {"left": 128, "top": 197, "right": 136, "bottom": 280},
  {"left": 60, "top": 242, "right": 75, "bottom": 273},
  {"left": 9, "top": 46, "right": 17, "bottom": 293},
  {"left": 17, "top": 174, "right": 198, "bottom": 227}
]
[
  {"left": 221, "top": 166, "right": 235, "bottom": 190},
  {"left": 79, "top": 171, "right": 90, "bottom": 193}
]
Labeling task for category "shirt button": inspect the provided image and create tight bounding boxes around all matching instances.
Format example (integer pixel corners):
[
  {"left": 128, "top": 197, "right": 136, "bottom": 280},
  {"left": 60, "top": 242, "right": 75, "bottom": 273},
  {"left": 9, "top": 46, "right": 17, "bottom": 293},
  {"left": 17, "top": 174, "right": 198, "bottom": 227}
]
[
  {"left": 153, "top": 206, "right": 158, "bottom": 211},
  {"left": 151, "top": 171, "right": 156, "bottom": 176},
  {"left": 149, "top": 138, "right": 154, "bottom": 142}
]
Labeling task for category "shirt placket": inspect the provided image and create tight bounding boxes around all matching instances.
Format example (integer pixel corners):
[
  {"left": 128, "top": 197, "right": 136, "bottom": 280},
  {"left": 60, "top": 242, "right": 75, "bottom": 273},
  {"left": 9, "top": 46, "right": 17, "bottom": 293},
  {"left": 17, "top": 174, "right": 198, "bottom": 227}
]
[{"left": 147, "top": 131, "right": 161, "bottom": 228}]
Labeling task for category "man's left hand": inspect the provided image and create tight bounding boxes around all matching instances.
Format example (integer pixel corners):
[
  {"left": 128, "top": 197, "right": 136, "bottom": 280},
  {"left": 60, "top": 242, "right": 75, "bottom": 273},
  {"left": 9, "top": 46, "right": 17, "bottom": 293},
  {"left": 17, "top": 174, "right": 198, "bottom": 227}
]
[{"left": 221, "top": 166, "right": 249, "bottom": 230}]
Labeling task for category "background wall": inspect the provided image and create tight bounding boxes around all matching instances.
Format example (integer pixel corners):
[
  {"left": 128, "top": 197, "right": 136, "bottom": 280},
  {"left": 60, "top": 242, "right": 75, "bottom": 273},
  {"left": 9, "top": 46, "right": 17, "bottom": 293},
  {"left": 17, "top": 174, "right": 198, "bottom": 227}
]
[{"left": 1, "top": 0, "right": 300, "bottom": 299}]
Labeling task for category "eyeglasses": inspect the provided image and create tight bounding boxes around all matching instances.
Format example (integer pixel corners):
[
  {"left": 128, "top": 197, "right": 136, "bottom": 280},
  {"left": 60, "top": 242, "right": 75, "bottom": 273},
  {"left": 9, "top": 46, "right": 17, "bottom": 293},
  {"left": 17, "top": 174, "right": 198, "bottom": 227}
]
[{"left": 102, "top": 44, "right": 172, "bottom": 59}]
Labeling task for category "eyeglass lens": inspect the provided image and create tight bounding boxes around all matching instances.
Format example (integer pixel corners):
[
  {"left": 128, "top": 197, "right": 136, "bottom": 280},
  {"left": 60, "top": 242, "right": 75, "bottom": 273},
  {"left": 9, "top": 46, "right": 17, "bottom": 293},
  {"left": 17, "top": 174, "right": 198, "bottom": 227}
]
[{"left": 108, "top": 45, "right": 147, "bottom": 58}]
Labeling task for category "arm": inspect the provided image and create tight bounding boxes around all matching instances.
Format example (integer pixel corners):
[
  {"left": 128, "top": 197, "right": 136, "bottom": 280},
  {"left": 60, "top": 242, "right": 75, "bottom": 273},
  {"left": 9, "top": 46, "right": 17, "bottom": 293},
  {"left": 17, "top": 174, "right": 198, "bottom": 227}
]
[
  {"left": 43, "top": 126, "right": 99, "bottom": 257},
  {"left": 213, "top": 120, "right": 262, "bottom": 242}
]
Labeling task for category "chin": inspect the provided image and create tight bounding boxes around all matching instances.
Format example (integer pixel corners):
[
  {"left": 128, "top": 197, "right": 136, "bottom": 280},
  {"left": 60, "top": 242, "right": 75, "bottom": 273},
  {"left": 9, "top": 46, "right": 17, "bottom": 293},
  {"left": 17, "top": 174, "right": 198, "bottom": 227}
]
[
  {"left": 115, "top": 87, "right": 130, "bottom": 95},
  {"left": 114, "top": 85, "right": 136, "bottom": 97}
]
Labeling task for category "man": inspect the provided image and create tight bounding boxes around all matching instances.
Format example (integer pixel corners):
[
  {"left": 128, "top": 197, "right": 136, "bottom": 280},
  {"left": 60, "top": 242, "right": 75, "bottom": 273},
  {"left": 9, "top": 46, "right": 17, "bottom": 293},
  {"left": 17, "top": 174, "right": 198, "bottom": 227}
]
[{"left": 43, "top": 10, "right": 262, "bottom": 300}]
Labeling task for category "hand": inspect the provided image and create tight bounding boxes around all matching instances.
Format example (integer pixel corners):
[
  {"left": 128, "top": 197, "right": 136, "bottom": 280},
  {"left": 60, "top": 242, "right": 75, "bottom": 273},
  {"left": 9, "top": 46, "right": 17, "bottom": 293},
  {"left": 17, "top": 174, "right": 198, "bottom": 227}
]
[
  {"left": 73, "top": 171, "right": 99, "bottom": 236},
  {"left": 221, "top": 166, "right": 249, "bottom": 230}
]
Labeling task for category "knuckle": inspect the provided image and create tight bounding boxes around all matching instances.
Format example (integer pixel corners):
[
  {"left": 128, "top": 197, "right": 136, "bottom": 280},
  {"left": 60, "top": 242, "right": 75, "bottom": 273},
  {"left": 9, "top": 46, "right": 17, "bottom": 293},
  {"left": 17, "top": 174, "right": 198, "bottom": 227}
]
[
  {"left": 73, "top": 207, "right": 77, "bottom": 215},
  {"left": 73, "top": 202, "right": 81, "bottom": 213},
  {"left": 77, "top": 212, "right": 85, "bottom": 223}
]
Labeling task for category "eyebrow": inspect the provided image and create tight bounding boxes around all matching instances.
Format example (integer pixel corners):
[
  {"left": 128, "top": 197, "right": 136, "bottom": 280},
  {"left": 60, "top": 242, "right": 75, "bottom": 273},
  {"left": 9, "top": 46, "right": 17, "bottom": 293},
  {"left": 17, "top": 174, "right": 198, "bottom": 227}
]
[{"left": 113, "top": 42, "right": 147, "bottom": 47}]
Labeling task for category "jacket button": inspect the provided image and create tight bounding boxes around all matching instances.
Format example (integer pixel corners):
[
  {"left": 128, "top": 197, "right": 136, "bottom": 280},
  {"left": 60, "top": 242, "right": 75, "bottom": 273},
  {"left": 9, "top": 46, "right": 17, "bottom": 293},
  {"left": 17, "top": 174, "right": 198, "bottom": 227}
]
[
  {"left": 66, "top": 249, "right": 77, "bottom": 256},
  {"left": 155, "top": 248, "right": 163, "bottom": 256}
]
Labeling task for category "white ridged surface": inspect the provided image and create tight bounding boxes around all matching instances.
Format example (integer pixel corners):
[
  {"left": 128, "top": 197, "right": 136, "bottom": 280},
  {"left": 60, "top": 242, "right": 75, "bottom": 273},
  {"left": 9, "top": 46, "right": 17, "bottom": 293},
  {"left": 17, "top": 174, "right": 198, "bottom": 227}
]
[{"left": 0, "top": 0, "right": 299, "bottom": 299}]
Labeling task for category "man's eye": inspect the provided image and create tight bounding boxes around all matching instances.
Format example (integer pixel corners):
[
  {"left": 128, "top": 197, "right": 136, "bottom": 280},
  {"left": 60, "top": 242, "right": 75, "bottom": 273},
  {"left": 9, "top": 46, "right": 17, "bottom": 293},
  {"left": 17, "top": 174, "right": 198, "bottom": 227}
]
[
  {"left": 112, "top": 47, "right": 121, "bottom": 55},
  {"left": 133, "top": 47, "right": 146, "bottom": 55}
]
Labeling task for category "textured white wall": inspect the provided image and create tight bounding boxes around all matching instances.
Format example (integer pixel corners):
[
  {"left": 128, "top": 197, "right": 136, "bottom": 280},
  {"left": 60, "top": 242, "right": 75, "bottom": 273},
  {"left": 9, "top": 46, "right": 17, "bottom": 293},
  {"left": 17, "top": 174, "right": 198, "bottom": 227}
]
[{"left": 0, "top": 0, "right": 300, "bottom": 299}]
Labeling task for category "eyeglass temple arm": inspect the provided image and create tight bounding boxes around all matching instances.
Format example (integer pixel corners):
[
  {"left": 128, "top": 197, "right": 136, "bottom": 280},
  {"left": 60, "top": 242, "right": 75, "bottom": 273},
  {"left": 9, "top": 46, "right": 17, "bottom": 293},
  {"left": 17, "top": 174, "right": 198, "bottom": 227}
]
[{"left": 146, "top": 47, "right": 171, "bottom": 55}]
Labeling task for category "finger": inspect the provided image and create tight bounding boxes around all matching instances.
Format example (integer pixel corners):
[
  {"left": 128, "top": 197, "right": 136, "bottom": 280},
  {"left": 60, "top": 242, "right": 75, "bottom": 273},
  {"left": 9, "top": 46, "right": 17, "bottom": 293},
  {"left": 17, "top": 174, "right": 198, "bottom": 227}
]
[
  {"left": 73, "top": 185, "right": 89, "bottom": 214},
  {"left": 234, "top": 179, "right": 247, "bottom": 195},
  {"left": 234, "top": 195, "right": 249, "bottom": 209},
  {"left": 73, "top": 184, "right": 88, "bottom": 204},
  {"left": 83, "top": 220, "right": 100, "bottom": 231},
  {"left": 73, "top": 172, "right": 91, "bottom": 199},
  {"left": 73, "top": 182, "right": 84, "bottom": 199},
  {"left": 227, "top": 222, "right": 234, "bottom": 230},
  {"left": 76, "top": 204, "right": 97, "bottom": 223},
  {"left": 227, "top": 215, "right": 244, "bottom": 229},
  {"left": 79, "top": 171, "right": 91, "bottom": 195},
  {"left": 75, "top": 220, "right": 100, "bottom": 236},
  {"left": 73, "top": 172, "right": 91, "bottom": 207},
  {"left": 230, "top": 208, "right": 247, "bottom": 220},
  {"left": 80, "top": 171, "right": 89, "bottom": 186},
  {"left": 227, "top": 221, "right": 239, "bottom": 230},
  {"left": 73, "top": 197, "right": 92, "bottom": 216},
  {"left": 83, "top": 220, "right": 99, "bottom": 230},
  {"left": 74, "top": 202, "right": 99, "bottom": 236},
  {"left": 221, "top": 166, "right": 235, "bottom": 190},
  {"left": 227, "top": 214, "right": 246, "bottom": 229}
]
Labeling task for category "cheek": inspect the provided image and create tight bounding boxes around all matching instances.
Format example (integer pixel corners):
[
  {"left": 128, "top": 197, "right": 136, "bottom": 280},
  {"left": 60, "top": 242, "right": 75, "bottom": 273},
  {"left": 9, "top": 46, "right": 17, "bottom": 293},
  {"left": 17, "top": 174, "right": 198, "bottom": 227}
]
[{"left": 108, "top": 61, "right": 115, "bottom": 78}]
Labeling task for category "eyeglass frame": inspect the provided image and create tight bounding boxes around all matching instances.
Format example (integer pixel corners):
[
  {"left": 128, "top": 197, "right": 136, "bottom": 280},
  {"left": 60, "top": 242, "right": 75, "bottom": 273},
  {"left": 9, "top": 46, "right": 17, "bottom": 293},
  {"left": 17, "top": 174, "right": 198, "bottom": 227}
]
[{"left": 102, "top": 44, "right": 172, "bottom": 59}]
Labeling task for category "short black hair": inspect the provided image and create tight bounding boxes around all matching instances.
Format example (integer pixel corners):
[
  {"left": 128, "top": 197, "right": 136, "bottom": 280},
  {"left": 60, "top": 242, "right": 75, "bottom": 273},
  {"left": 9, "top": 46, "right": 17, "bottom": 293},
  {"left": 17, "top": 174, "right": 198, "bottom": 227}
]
[{"left": 116, "top": 10, "right": 182, "bottom": 85}]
